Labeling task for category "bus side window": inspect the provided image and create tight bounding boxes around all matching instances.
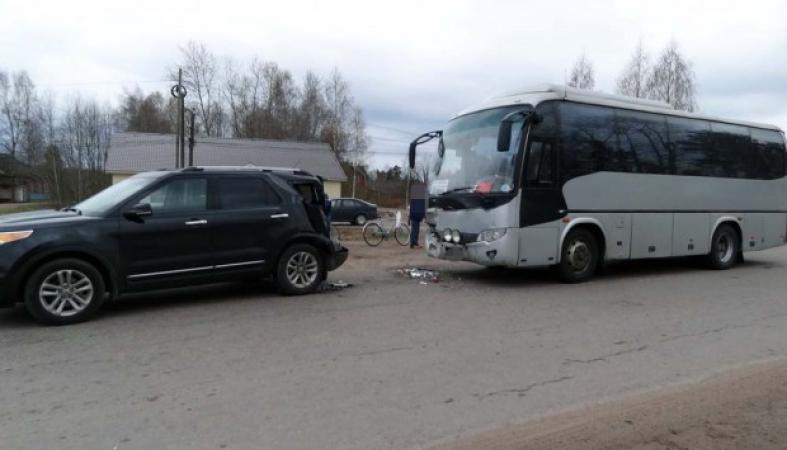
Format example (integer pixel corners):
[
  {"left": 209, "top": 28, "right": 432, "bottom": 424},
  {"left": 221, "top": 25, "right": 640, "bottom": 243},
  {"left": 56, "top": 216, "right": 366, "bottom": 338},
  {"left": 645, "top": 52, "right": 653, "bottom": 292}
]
[{"left": 526, "top": 140, "right": 554, "bottom": 185}]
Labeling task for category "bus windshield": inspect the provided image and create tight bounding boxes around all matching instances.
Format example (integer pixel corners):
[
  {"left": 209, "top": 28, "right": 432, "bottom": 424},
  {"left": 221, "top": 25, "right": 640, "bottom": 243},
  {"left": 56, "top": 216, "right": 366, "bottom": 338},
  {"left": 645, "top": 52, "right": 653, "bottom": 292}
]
[{"left": 430, "top": 105, "right": 526, "bottom": 196}]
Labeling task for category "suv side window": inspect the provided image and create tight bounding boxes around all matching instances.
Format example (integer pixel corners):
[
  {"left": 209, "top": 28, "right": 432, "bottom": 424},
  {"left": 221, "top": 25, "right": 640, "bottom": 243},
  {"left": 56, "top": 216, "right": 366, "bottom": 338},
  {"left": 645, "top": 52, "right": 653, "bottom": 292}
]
[
  {"left": 139, "top": 177, "right": 207, "bottom": 213},
  {"left": 218, "top": 176, "right": 280, "bottom": 210}
]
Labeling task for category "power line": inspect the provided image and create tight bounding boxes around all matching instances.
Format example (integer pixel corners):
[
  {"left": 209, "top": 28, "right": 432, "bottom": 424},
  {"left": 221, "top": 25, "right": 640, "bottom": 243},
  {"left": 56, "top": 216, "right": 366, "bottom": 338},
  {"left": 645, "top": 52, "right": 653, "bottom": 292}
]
[{"left": 36, "top": 79, "right": 172, "bottom": 88}]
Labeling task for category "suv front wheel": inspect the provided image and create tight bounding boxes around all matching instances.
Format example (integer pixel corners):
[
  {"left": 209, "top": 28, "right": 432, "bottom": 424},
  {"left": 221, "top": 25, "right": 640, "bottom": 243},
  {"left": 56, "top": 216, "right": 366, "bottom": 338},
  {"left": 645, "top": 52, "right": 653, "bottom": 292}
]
[
  {"left": 24, "top": 258, "right": 106, "bottom": 325},
  {"left": 277, "top": 244, "right": 324, "bottom": 295}
]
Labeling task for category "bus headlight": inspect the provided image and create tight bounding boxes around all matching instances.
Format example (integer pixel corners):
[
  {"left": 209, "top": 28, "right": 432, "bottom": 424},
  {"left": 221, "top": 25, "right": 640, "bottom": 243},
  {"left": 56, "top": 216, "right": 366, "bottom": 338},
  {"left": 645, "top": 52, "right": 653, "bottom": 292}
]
[
  {"left": 451, "top": 229, "right": 461, "bottom": 243},
  {"left": 477, "top": 228, "right": 506, "bottom": 243},
  {"left": 443, "top": 229, "right": 453, "bottom": 242}
]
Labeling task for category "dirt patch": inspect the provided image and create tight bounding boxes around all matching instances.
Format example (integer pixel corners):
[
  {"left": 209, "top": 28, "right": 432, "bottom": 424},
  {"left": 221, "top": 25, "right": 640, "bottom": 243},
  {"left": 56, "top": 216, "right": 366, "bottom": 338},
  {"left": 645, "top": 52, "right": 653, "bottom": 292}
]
[{"left": 429, "top": 359, "right": 787, "bottom": 450}]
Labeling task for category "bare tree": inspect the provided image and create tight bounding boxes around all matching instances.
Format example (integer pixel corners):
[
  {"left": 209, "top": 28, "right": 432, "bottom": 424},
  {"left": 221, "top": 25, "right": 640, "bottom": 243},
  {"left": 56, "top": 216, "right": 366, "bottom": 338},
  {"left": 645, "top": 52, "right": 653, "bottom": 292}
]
[
  {"left": 616, "top": 41, "right": 649, "bottom": 98},
  {"left": 172, "top": 41, "right": 224, "bottom": 136},
  {"left": 117, "top": 87, "right": 174, "bottom": 133},
  {"left": 321, "top": 68, "right": 352, "bottom": 159},
  {"left": 60, "top": 96, "right": 113, "bottom": 199},
  {"left": 646, "top": 41, "right": 697, "bottom": 111},
  {"left": 567, "top": 53, "right": 595, "bottom": 90},
  {"left": 294, "top": 71, "right": 325, "bottom": 141}
]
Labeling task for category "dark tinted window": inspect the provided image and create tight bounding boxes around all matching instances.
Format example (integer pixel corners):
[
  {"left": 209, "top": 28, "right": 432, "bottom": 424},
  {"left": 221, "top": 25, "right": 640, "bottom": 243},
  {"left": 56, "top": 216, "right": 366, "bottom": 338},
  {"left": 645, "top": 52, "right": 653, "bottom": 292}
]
[
  {"left": 560, "top": 103, "right": 619, "bottom": 181},
  {"left": 526, "top": 102, "right": 558, "bottom": 185},
  {"left": 139, "top": 178, "right": 207, "bottom": 213},
  {"left": 709, "top": 122, "right": 750, "bottom": 178},
  {"left": 615, "top": 110, "right": 671, "bottom": 174},
  {"left": 218, "top": 177, "right": 280, "bottom": 209},
  {"left": 667, "top": 117, "right": 711, "bottom": 176},
  {"left": 751, "top": 128, "right": 786, "bottom": 179}
]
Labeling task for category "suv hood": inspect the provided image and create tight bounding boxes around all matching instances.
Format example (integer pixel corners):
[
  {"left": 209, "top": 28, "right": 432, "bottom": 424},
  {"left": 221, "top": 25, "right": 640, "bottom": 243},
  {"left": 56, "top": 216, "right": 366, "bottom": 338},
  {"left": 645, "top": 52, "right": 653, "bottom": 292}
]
[{"left": 0, "top": 209, "right": 90, "bottom": 227}]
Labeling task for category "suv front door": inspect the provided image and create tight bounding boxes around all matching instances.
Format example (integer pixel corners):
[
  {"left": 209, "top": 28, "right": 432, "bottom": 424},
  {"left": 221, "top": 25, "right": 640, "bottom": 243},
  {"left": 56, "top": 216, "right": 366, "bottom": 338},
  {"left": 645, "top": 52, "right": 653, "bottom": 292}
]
[
  {"left": 211, "top": 175, "right": 295, "bottom": 277},
  {"left": 117, "top": 175, "right": 215, "bottom": 289}
]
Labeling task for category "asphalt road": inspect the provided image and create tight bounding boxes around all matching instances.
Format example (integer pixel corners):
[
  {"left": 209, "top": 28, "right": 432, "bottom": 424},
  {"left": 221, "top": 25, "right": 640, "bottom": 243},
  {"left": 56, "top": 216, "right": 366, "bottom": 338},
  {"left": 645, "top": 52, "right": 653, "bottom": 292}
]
[{"left": 2, "top": 243, "right": 787, "bottom": 450}]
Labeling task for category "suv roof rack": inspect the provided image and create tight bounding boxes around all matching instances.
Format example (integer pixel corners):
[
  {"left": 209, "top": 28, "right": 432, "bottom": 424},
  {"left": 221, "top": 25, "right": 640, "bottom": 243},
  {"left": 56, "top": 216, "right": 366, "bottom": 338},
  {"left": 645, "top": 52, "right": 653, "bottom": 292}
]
[{"left": 180, "top": 165, "right": 317, "bottom": 178}]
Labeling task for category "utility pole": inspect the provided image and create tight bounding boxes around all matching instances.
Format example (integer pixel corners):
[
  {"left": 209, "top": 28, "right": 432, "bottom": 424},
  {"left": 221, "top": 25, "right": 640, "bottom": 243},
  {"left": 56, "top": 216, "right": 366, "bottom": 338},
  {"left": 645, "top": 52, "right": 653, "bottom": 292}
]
[
  {"left": 171, "top": 69, "right": 187, "bottom": 168},
  {"left": 188, "top": 109, "right": 196, "bottom": 166}
]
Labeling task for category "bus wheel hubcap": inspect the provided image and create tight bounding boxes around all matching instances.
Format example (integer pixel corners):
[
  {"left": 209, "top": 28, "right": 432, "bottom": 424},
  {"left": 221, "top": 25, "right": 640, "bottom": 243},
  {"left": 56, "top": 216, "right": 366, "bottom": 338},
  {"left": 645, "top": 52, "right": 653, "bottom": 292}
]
[
  {"left": 567, "top": 240, "right": 591, "bottom": 272},
  {"left": 717, "top": 234, "right": 734, "bottom": 263}
]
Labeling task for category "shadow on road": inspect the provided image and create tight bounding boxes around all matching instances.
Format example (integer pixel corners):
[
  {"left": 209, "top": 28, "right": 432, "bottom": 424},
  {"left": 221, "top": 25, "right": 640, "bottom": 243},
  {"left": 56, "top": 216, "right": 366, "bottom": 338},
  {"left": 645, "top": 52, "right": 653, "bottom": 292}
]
[
  {"left": 441, "top": 256, "right": 778, "bottom": 287},
  {"left": 0, "top": 281, "right": 282, "bottom": 327}
]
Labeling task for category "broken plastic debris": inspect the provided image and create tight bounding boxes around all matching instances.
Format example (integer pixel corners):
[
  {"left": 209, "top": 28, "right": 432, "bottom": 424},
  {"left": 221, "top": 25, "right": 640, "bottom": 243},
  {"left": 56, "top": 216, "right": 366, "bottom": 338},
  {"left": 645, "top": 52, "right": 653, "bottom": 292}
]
[
  {"left": 319, "top": 280, "right": 354, "bottom": 291},
  {"left": 399, "top": 267, "right": 440, "bottom": 283}
]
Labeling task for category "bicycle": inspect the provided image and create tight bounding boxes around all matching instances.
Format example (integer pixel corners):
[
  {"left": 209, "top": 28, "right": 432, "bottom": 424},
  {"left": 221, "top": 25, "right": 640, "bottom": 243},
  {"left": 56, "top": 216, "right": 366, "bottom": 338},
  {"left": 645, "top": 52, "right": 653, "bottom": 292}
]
[{"left": 362, "top": 216, "right": 410, "bottom": 247}]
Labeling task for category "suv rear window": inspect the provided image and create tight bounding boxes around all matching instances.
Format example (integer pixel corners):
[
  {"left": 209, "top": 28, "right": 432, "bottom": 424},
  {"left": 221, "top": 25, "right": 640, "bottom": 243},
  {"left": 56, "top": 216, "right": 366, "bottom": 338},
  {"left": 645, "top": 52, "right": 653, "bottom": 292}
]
[{"left": 218, "top": 177, "right": 280, "bottom": 209}]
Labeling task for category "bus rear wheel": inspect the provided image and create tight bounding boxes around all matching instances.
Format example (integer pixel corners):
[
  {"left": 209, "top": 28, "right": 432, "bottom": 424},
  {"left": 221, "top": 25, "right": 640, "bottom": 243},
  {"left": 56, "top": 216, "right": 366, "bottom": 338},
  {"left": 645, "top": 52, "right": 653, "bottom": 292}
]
[
  {"left": 558, "top": 228, "right": 599, "bottom": 283},
  {"left": 708, "top": 224, "right": 739, "bottom": 270}
]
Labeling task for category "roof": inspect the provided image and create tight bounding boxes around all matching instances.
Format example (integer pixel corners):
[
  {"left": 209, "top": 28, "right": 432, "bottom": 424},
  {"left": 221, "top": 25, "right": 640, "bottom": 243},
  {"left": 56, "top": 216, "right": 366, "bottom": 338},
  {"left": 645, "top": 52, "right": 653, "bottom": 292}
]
[
  {"left": 456, "top": 83, "right": 783, "bottom": 132},
  {"left": 106, "top": 132, "right": 347, "bottom": 182}
]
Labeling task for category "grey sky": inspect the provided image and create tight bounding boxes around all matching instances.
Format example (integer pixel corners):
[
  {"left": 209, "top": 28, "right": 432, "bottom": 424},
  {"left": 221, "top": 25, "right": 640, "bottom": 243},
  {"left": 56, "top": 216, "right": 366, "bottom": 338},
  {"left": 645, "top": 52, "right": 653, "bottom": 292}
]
[{"left": 2, "top": 0, "right": 786, "bottom": 168}]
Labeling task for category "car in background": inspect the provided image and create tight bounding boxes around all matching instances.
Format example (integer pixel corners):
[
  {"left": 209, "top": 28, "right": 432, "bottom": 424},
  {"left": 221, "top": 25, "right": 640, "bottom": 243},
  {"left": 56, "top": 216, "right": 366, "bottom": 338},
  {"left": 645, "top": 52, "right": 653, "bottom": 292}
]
[
  {"left": 330, "top": 198, "right": 378, "bottom": 225},
  {"left": 0, "top": 166, "right": 348, "bottom": 325}
]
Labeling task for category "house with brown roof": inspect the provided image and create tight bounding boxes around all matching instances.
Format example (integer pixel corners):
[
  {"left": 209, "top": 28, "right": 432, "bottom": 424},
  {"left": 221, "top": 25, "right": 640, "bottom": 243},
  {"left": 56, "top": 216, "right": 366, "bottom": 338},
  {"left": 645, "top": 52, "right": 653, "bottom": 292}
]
[{"left": 106, "top": 132, "right": 348, "bottom": 198}]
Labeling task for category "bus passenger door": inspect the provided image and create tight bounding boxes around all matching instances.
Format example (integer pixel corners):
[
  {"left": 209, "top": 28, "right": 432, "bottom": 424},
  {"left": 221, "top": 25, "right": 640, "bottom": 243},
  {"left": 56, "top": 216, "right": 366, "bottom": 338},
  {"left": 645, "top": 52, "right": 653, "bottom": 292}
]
[{"left": 518, "top": 137, "right": 563, "bottom": 266}]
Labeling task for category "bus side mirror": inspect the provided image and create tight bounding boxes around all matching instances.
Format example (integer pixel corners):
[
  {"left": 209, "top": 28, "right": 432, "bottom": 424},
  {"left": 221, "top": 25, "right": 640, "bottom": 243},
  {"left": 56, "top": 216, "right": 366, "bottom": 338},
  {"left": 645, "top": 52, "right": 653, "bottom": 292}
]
[
  {"left": 409, "top": 142, "right": 417, "bottom": 169},
  {"left": 497, "top": 121, "right": 513, "bottom": 152}
]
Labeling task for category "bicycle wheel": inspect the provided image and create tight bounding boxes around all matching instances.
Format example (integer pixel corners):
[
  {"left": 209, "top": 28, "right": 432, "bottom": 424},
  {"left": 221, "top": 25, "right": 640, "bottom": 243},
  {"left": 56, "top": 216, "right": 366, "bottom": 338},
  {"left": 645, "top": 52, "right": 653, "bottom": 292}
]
[
  {"left": 394, "top": 224, "right": 411, "bottom": 246},
  {"left": 363, "top": 222, "right": 385, "bottom": 247}
]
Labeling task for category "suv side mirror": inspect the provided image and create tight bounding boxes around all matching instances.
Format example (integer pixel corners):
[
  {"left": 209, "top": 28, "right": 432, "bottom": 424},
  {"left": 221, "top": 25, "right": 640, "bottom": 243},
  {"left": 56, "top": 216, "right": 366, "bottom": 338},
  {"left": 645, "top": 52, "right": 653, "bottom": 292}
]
[{"left": 124, "top": 203, "right": 153, "bottom": 221}]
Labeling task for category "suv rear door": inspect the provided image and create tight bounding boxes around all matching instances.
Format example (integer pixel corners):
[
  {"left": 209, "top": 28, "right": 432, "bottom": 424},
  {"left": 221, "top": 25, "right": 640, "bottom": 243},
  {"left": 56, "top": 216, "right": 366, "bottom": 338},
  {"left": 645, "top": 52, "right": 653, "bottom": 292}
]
[{"left": 211, "top": 174, "right": 294, "bottom": 277}]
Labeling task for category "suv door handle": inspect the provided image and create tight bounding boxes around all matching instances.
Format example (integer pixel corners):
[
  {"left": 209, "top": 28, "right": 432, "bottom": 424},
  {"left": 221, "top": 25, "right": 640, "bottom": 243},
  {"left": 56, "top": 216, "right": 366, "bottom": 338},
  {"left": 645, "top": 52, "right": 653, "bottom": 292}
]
[
  {"left": 270, "top": 213, "right": 289, "bottom": 219},
  {"left": 185, "top": 219, "right": 208, "bottom": 226}
]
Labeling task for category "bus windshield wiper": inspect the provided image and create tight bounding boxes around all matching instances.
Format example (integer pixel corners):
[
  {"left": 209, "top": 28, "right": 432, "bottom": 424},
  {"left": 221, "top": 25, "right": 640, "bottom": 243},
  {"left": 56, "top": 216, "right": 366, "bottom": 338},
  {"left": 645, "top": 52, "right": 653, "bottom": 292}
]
[
  {"left": 62, "top": 206, "right": 82, "bottom": 215},
  {"left": 438, "top": 186, "right": 476, "bottom": 196}
]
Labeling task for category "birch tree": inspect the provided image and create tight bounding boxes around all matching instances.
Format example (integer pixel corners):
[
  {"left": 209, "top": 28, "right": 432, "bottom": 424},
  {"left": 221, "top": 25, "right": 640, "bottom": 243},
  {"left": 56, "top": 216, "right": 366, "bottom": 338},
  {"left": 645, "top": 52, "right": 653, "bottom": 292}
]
[
  {"left": 616, "top": 41, "right": 649, "bottom": 98},
  {"left": 567, "top": 53, "right": 595, "bottom": 90},
  {"left": 646, "top": 41, "right": 697, "bottom": 111}
]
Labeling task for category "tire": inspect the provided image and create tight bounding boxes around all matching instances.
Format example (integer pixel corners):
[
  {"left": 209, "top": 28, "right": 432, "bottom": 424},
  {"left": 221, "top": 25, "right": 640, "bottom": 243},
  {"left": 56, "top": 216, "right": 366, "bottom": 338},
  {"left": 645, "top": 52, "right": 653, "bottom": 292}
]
[
  {"left": 708, "top": 224, "right": 739, "bottom": 270},
  {"left": 24, "top": 258, "right": 106, "bottom": 325},
  {"left": 558, "top": 228, "right": 599, "bottom": 283},
  {"left": 354, "top": 214, "right": 368, "bottom": 226},
  {"left": 394, "top": 224, "right": 410, "bottom": 246},
  {"left": 276, "top": 244, "right": 324, "bottom": 295},
  {"left": 363, "top": 223, "right": 385, "bottom": 247}
]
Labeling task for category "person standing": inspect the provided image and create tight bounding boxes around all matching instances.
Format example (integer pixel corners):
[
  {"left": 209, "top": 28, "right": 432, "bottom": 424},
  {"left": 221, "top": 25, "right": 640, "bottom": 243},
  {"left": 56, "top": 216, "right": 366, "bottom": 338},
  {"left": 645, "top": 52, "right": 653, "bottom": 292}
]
[{"left": 409, "top": 181, "right": 427, "bottom": 248}]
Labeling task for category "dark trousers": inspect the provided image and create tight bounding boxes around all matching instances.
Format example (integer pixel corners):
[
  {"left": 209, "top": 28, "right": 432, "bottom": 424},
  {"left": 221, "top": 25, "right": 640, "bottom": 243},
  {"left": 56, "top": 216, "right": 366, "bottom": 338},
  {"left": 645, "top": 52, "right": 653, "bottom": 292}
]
[{"left": 410, "top": 217, "right": 422, "bottom": 246}]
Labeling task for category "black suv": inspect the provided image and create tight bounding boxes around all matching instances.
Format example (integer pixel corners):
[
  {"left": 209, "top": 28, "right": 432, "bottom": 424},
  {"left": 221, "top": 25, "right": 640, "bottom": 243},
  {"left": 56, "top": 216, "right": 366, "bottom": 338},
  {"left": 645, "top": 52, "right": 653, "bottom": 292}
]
[{"left": 0, "top": 167, "right": 348, "bottom": 325}]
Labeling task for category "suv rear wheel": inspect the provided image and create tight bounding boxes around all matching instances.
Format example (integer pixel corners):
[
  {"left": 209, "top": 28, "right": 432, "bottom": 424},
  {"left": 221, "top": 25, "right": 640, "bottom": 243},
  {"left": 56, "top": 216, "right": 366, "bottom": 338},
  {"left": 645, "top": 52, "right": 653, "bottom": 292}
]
[
  {"left": 277, "top": 244, "right": 324, "bottom": 295},
  {"left": 24, "top": 258, "right": 106, "bottom": 325}
]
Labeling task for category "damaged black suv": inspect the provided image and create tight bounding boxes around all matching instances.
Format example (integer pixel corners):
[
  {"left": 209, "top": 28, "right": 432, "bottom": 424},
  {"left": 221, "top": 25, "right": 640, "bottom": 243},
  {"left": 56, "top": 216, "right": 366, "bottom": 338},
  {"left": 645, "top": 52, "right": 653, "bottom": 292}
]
[{"left": 0, "top": 167, "right": 348, "bottom": 325}]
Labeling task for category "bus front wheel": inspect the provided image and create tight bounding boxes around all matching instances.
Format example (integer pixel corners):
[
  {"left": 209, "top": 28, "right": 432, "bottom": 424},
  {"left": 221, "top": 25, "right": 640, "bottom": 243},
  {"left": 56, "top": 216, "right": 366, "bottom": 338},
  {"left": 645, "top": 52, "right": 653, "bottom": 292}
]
[
  {"left": 708, "top": 224, "right": 740, "bottom": 270},
  {"left": 558, "top": 228, "right": 599, "bottom": 283}
]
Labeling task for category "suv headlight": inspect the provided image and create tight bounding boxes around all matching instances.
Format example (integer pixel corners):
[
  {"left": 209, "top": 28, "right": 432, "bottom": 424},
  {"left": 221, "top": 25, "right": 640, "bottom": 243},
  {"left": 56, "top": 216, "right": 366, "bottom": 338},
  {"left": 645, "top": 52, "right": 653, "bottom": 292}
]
[
  {"left": 442, "top": 228, "right": 453, "bottom": 242},
  {"left": 0, "top": 230, "right": 33, "bottom": 245},
  {"left": 477, "top": 228, "right": 506, "bottom": 243},
  {"left": 451, "top": 229, "right": 461, "bottom": 243}
]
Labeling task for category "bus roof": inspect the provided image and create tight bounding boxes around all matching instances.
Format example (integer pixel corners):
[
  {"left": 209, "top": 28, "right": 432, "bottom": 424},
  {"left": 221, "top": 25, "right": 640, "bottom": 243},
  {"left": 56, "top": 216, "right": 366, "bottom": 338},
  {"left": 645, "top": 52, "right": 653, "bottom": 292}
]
[{"left": 456, "top": 83, "right": 783, "bottom": 132}]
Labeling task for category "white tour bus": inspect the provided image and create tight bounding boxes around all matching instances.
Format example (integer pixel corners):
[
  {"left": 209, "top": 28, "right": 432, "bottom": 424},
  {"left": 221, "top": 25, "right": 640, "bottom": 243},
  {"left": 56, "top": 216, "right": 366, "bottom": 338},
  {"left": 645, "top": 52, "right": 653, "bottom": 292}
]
[{"left": 408, "top": 84, "right": 787, "bottom": 282}]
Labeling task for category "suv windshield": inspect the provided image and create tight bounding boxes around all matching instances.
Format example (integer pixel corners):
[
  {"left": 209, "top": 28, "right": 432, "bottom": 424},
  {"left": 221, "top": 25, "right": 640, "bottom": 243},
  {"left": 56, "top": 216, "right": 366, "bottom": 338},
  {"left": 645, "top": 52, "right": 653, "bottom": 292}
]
[
  {"left": 430, "top": 105, "right": 527, "bottom": 195},
  {"left": 74, "top": 173, "right": 163, "bottom": 216}
]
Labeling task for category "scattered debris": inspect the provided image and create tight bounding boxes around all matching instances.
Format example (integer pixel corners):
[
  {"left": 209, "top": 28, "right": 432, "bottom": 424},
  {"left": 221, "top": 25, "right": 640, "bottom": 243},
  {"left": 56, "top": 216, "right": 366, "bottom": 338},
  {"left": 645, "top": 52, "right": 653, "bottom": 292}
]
[
  {"left": 318, "top": 280, "right": 354, "bottom": 292},
  {"left": 399, "top": 267, "right": 440, "bottom": 283}
]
